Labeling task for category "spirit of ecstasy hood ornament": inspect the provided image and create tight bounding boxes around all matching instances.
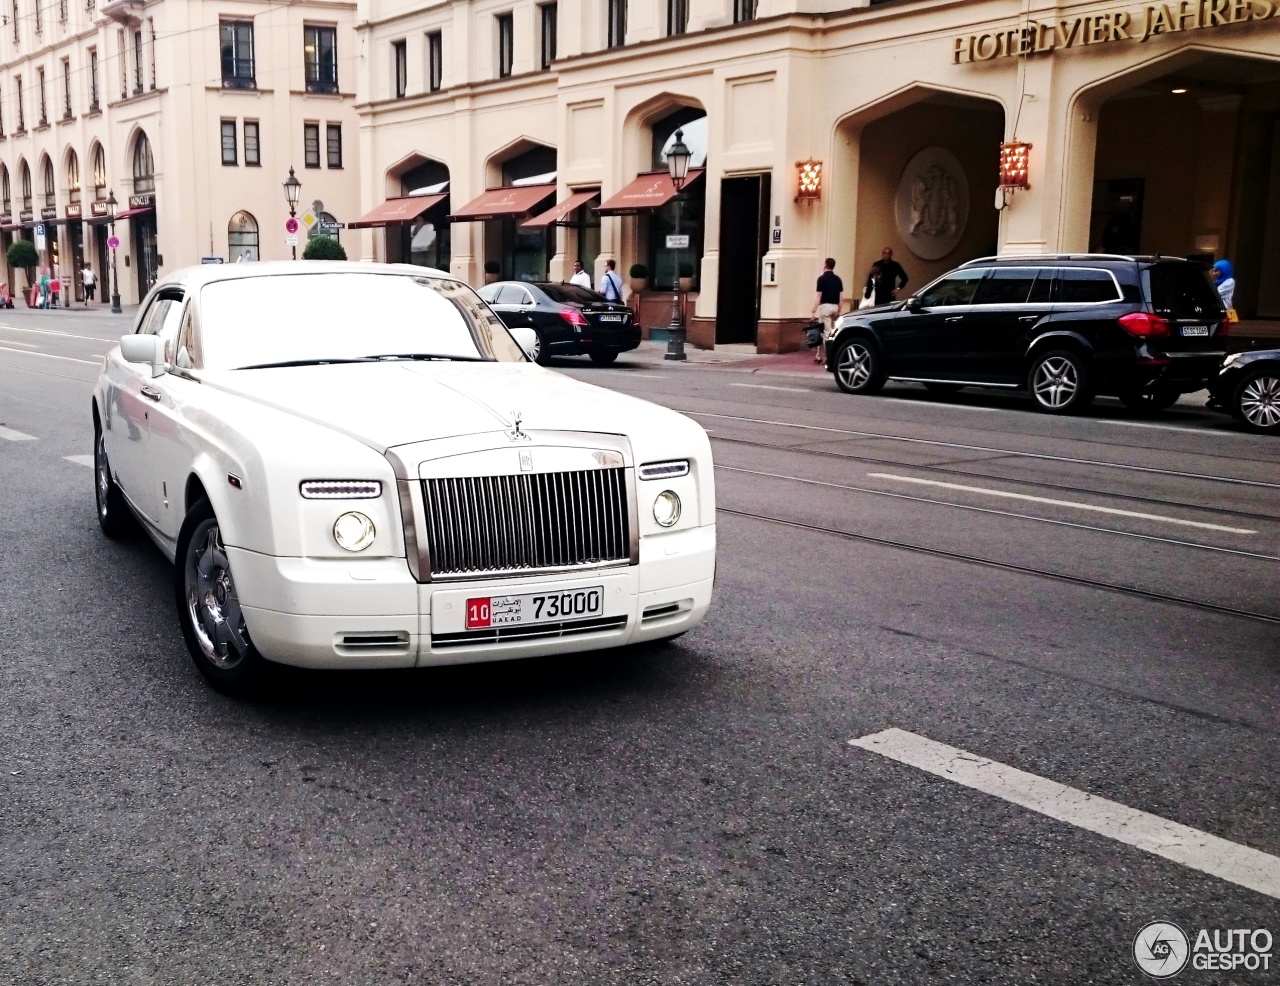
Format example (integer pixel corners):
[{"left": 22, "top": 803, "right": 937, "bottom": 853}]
[{"left": 507, "top": 410, "right": 530, "bottom": 442}]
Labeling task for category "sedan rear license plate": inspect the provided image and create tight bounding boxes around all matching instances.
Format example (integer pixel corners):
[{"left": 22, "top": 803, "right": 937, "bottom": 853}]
[
  {"left": 466, "top": 586, "right": 604, "bottom": 629},
  {"left": 1181, "top": 325, "right": 1210, "bottom": 337},
  {"left": 598, "top": 314, "right": 625, "bottom": 322}
]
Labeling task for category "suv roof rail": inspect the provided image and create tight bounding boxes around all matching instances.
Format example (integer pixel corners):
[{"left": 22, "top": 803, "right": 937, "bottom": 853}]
[{"left": 959, "top": 252, "right": 1140, "bottom": 266}]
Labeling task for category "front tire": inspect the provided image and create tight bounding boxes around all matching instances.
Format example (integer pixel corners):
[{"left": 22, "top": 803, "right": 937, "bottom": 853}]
[
  {"left": 588, "top": 350, "right": 619, "bottom": 366},
  {"left": 1233, "top": 369, "right": 1280, "bottom": 434},
  {"left": 94, "top": 427, "right": 133, "bottom": 539},
  {"left": 1028, "top": 349, "right": 1093, "bottom": 414},
  {"left": 175, "top": 499, "right": 267, "bottom": 694},
  {"left": 530, "top": 329, "right": 552, "bottom": 366},
  {"left": 833, "top": 338, "right": 886, "bottom": 395}
]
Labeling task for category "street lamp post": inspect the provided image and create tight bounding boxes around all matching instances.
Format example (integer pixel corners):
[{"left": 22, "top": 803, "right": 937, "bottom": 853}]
[
  {"left": 107, "top": 189, "right": 121, "bottom": 314},
  {"left": 283, "top": 167, "right": 302, "bottom": 261},
  {"left": 664, "top": 129, "right": 692, "bottom": 362}
]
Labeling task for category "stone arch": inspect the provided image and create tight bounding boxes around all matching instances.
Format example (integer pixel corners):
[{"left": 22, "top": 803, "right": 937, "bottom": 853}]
[
  {"left": 88, "top": 140, "right": 107, "bottom": 195},
  {"left": 384, "top": 151, "right": 450, "bottom": 199},
  {"left": 482, "top": 136, "right": 556, "bottom": 188},
  {"left": 619, "top": 93, "right": 708, "bottom": 180},
  {"left": 17, "top": 157, "right": 31, "bottom": 209}
]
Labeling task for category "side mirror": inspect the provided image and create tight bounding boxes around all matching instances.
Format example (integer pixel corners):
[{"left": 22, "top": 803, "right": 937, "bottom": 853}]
[
  {"left": 119, "top": 334, "right": 165, "bottom": 377},
  {"left": 904, "top": 296, "right": 921, "bottom": 312},
  {"left": 509, "top": 327, "right": 539, "bottom": 361}
]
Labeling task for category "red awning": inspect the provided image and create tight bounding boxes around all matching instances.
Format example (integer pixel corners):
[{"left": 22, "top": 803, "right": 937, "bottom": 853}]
[
  {"left": 449, "top": 184, "right": 556, "bottom": 223},
  {"left": 348, "top": 194, "right": 447, "bottom": 229},
  {"left": 595, "top": 169, "right": 705, "bottom": 216},
  {"left": 521, "top": 189, "right": 600, "bottom": 229},
  {"left": 116, "top": 206, "right": 154, "bottom": 220}
]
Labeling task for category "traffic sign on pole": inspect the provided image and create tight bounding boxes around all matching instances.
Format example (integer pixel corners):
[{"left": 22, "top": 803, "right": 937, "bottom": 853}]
[
  {"left": 285, "top": 233, "right": 299, "bottom": 248},
  {"left": 107, "top": 235, "right": 120, "bottom": 250},
  {"left": 285, "top": 217, "right": 299, "bottom": 235}
]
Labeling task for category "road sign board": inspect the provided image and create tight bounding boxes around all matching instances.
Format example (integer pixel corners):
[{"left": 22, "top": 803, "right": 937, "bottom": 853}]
[
  {"left": 285, "top": 233, "right": 299, "bottom": 247},
  {"left": 665, "top": 234, "right": 690, "bottom": 249},
  {"left": 35, "top": 223, "right": 45, "bottom": 236},
  {"left": 107, "top": 235, "right": 120, "bottom": 250},
  {"left": 201, "top": 256, "right": 225, "bottom": 264},
  {"left": 301, "top": 209, "right": 318, "bottom": 230},
  {"left": 285, "top": 217, "right": 300, "bottom": 235}
]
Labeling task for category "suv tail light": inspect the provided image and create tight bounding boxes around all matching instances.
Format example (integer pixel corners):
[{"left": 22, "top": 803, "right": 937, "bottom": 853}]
[
  {"left": 1217, "top": 317, "right": 1231, "bottom": 337},
  {"left": 560, "top": 307, "right": 588, "bottom": 330},
  {"left": 1118, "top": 312, "right": 1170, "bottom": 339}
]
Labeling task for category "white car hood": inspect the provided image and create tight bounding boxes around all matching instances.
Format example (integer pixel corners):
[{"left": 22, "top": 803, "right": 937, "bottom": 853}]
[{"left": 199, "top": 360, "right": 676, "bottom": 451}]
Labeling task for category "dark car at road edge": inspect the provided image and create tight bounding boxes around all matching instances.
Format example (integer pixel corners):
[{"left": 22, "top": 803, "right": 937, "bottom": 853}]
[{"left": 479, "top": 280, "right": 641, "bottom": 366}]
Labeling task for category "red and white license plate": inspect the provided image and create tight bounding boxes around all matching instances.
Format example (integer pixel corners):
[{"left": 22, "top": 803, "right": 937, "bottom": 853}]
[{"left": 465, "top": 586, "right": 605, "bottom": 629}]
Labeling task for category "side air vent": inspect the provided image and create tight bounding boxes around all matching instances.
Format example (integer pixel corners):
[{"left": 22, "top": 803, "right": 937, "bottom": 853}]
[
  {"left": 335, "top": 631, "right": 412, "bottom": 657},
  {"left": 642, "top": 599, "right": 693, "bottom": 624}
]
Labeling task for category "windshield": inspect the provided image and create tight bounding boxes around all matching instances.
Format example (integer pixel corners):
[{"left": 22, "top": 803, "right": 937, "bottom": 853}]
[
  {"left": 540, "top": 283, "right": 606, "bottom": 305},
  {"left": 197, "top": 272, "right": 526, "bottom": 370}
]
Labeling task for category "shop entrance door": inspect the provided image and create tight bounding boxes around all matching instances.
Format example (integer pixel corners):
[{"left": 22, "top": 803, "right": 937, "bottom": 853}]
[
  {"left": 67, "top": 224, "right": 84, "bottom": 302},
  {"left": 715, "top": 174, "right": 769, "bottom": 345},
  {"left": 133, "top": 212, "right": 158, "bottom": 298}
]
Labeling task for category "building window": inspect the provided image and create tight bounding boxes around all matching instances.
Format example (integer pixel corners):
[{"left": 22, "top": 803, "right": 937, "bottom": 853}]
[
  {"left": 244, "top": 121, "right": 260, "bottom": 166},
  {"left": 496, "top": 13, "right": 513, "bottom": 79},
  {"left": 427, "top": 32, "right": 443, "bottom": 92},
  {"left": 220, "top": 20, "right": 255, "bottom": 88},
  {"left": 0, "top": 86, "right": 5, "bottom": 137},
  {"left": 92, "top": 143, "right": 106, "bottom": 197},
  {"left": 148, "top": 19, "right": 156, "bottom": 90},
  {"left": 327, "top": 124, "right": 342, "bottom": 168},
  {"left": 32, "top": 0, "right": 39, "bottom": 33},
  {"left": 228, "top": 210, "right": 259, "bottom": 262},
  {"left": 539, "top": 4, "right": 557, "bottom": 70},
  {"left": 303, "top": 122, "right": 320, "bottom": 168},
  {"left": 42, "top": 158, "right": 54, "bottom": 206},
  {"left": 133, "top": 30, "right": 143, "bottom": 94},
  {"left": 87, "top": 48, "right": 99, "bottom": 111},
  {"left": 1, "top": 168, "right": 8, "bottom": 211},
  {"left": 11, "top": 0, "right": 18, "bottom": 46},
  {"left": 67, "top": 150, "right": 80, "bottom": 203},
  {"left": 607, "top": 0, "right": 627, "bottom": 47},
  {"left": 132, "top": 131, "right": 154, "bottom": 194},
  {"left": 733, "top": 0, "right": 756, "bottom": 22},
  {"left": 15, "top": 75, "right": 24, "bottom": 131},
  {"left": 393, "top": 40, "right": 407, "bottom": 98},
  {"left": 667, "top": 0, "right": 688, "bottom": 35},
  {"left": 61, "top": 58, "right": 71, "bottom": 118},
  {"left": 58, "top": 0, "right": 67, "bottom": 20},
  {"left": 20, "top": 162, "right": 31, "bottom": 209},
  {"left": 37, "top": 68, "right": 46, "bottom": 125},
  {"left": 221, "top": 120, "right": 237, "bottom": 166},
  {"left": 304, "top": 24, "right": 338, "bottom": 93}
]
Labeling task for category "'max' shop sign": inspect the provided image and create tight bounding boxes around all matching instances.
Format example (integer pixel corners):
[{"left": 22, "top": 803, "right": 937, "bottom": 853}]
[{"left": 953, "top": 0, "right": 1277, "bottom": 62}]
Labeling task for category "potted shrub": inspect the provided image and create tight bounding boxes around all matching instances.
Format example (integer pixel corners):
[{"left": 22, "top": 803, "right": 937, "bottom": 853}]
[
  {"left": 628, "top": 263, "right": 648, "bottom": 294},
  {"left": 301, "top": 236, "right": 347, "bottom": 260},
  {"left": 484, "top": 260, "right": 501, "bottom": 284},
  {"left": 677, "top": 262, "right": 695, "bottom": 293},
  {"left": 7, "top": 239, "right": 38, "bottom": 305}
]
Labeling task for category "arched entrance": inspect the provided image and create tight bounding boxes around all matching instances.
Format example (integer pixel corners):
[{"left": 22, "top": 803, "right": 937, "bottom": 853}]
[
  {"left": 228, "top": 210, "right": 259, "bottom": 262},
  {"left": 396, "top": 158, "right": 450, "bottom": 268},
  {"left": 1082, "top": 52, "right": 1280, "bottom": 325},
  {"left": 130, "top": 130, "right": 158, "bottom": 297},
  {"left": 65, "top": 149, "right": 85, "bottom": 302},
  {"left": 459, "top": 141, "right": 556, "bottom": 281}
]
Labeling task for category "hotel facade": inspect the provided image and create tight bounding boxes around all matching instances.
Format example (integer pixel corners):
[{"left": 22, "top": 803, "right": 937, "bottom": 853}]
[
  {"left": 352, "top": 0, "right": 1280, "bottom": 349},
  {"left": 0, "top": 0, "right": 361, "bottom": 306}
]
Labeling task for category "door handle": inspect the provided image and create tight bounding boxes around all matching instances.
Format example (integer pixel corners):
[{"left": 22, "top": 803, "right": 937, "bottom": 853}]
[
  {"left": 140, "top": 386, "right": 162, "bottom": 402},
  {"left": 944, "top": 316, "right": 963, "bottom": 323},
  {"left": 1018, "top": 315, "right": 1038, "bottom": 323}
]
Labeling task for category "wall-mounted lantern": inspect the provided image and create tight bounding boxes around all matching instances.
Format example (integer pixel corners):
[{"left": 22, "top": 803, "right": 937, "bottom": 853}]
[
  {"left": 795, "top": 159, "right": 822, "bottom": 202},
  {"left": 996, "top": 141, "right": 1031, "bottom": 211}
]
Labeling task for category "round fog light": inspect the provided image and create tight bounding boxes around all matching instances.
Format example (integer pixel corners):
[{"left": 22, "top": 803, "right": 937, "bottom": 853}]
[
  {"left": 333, "top": 511, "right": 376, "bottom": 551},
  {"left": 653, "top": 490, "right": 682, "bottom": 528}
]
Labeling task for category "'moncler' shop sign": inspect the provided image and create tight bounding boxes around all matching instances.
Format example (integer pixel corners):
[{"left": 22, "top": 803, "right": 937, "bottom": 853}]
[{"left": 953, "top": 0, "right": 1277, "bottom": 62}]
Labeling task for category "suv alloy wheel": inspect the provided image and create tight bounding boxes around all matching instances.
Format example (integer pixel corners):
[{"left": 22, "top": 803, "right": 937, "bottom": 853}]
[
  {"left": 833, "top": 338, "right": 885, "bottom": 395},
  {"left": 1028, "top": 349, "right": 1092, "bottom": 413}
]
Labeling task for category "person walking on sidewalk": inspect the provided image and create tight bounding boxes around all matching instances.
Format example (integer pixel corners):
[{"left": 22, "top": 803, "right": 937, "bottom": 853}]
[
  {"left": 598, "top": 258, "right": 624, "bottom": 304},
  {"left": 866, "top": 247, "right": 909, "bottom": 306},
  {"left": 811, "top": 258, "right": 843, "bottom": 364},
  {"left": 81, "top": 262, "right": 96, "bottom": 306}
]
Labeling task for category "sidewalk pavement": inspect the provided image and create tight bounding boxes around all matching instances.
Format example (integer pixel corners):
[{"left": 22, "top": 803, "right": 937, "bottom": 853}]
[{"left": 625, "top": 341, "right": 829, "bottom": 379}]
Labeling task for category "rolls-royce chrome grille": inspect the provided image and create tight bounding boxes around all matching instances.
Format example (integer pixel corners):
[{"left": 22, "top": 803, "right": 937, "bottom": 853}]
[{"left": 421, "top": 468, "right": 631, "bottom": 578}]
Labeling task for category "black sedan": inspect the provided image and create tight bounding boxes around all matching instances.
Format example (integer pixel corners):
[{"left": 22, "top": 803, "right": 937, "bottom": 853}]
[
  {"left": 477, "top": 281, "right": 641, "bottom": 366},
  {"left": 1208, "top": 348, "right": 1280, "bottom": 434}
]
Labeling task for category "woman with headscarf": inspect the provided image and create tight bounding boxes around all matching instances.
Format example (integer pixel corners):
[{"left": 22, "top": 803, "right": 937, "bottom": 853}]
[{"left": 1212, "top": 259, "right": 1235, "bottom": 310}]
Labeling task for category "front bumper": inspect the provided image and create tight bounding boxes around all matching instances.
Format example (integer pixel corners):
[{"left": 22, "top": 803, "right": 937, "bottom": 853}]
[{"left": 228, "top": 524, "right": 715, "bottom": 669}]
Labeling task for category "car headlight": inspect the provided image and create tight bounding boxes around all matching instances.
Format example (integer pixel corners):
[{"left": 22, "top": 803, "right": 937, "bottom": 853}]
[
  {"left": 301, "top": 480, "right": 382, "bottom": 499},
  {"left": 653, "top": 491, "right": 681, "bottom": 528},
  {"left": 333, "top": 511, "right": 377, "bottom": 551}
]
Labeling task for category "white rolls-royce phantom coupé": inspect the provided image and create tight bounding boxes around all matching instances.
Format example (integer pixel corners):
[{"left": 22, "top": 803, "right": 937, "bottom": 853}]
[{"left": 92, "top": 263, "right": 715, "bottom": 691}]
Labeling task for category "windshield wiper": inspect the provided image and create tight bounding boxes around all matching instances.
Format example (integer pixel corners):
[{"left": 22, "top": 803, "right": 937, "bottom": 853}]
[
  {"left": 235, "top": 358, "right": 376, "bottom": 370},
  {"left": 361, "top": 353, "right": 488, "bottom": 362}
]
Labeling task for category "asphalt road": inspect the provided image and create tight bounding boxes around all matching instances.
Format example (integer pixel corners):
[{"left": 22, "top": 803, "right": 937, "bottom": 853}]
[{"left": 2, "top": 306, "right": 1278, "bottom": 985}]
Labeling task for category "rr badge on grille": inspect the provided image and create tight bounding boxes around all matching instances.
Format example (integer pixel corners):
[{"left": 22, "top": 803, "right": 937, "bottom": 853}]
[{"left": 519, "top": 450, "right": 534, "bottom": 472}]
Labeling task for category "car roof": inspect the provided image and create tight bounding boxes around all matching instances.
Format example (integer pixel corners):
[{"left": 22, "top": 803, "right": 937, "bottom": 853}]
[
  {"left": 155, "top": 260, "right": 461, "bottom": 293},
  {"left": 959, "top": 254, "right": 1200, "bottom": 268}
]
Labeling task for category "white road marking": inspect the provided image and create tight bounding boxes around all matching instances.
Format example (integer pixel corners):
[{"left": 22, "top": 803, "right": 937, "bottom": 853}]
[
  {"left": 622, "top": 373, "right": 666, "bottom": 379},
  {"left": 0, "top": 324, "right": 115, "bottom": 343},
  {"left": 694, "top": 411, "right": 1280, "bottom": 488},
  {"left": 0, "top": 345, "right": 101, "bottom": 365},
  {"left": 63, "top": 454, "right": 94, "bottom": 468},
  {"left": 1096, "top": 419, "right": 1223, "bottom": 436},
  {"left": 0, "top": 425, "right": 37, "bottom": 441},
  {"left": 849, "top": 728, "right": 1280, "bottom": 901},
  {"left": 729, "top": 383, "right": 811, "bottom": 393},
  {"left": 0, "top": 339, "right": 40, "bottom": 348},
  {"left": 867, "top": 473, "right": 1254, "bottom": 534},
  {"left": 880, "top": 396, "right": 999, "bottom": 412},
  {"left": 716, "top": 465, "right": 1280, "bottom": 561}
]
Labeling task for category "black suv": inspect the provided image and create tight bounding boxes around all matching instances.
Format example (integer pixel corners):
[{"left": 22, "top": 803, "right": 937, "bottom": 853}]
[{"left": 825, "top": 255, "right": 1228, "bottom": 413}]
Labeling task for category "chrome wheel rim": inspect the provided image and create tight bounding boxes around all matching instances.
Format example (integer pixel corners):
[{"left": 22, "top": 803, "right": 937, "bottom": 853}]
[
  {"left": 1240, "top": 375, "right": 1280, "bottom": 429},
  {"left": 185, "top": 521, "right": 250, "bottom": 670},
  {"left": 1032, "top": 357, "right": 1078, "bottom": 408},
  {"left": 837, "top": 343, "right": 872, "bottom": 390},
  {"left": 95, "top": 431, "right": 110, "bottom": 519},
  {"left": 528, "top": 333, "right": 542, "bottom": 362}
]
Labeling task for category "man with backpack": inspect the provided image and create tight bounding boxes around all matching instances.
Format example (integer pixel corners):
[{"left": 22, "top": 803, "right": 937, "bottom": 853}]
[{"left": 598, "top": 258, "right": 624, "bottom": 304}]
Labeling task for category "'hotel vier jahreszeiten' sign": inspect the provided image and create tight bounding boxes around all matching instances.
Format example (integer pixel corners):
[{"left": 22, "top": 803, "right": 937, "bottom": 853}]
[{"left": 954, "top": 0, "right": 1277, "bottom": 62}]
